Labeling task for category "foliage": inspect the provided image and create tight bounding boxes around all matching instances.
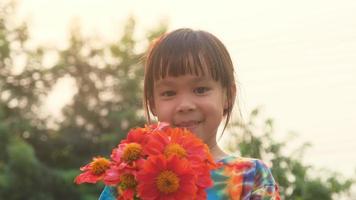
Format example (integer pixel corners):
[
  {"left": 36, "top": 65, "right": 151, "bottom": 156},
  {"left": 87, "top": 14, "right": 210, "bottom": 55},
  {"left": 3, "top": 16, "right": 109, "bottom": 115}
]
[{"left": 225, "top": 108, "right": 354, "bottom": 199}]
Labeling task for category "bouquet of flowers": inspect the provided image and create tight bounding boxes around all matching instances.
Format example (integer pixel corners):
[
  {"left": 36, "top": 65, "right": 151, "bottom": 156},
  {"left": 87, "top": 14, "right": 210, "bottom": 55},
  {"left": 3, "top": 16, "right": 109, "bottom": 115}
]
[{"left": 74, "top": 122, "right": 217, "bottom": 200}]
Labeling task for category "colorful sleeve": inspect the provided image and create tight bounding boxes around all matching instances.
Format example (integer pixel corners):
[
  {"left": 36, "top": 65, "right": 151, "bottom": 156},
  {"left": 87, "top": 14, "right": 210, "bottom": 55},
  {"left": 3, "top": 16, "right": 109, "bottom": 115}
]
[
  {"left": 98, "top": 186, "right": 116, "bottom": 200},
  {"left": 250, "top": 159, "right": 280, "bottom": 200}
]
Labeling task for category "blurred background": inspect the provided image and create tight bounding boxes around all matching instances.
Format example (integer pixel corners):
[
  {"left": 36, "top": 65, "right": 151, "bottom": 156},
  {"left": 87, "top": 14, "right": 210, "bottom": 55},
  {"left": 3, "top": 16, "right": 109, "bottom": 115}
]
[{"left": 0, "top": 0, "right": 355, "bottom": 199}]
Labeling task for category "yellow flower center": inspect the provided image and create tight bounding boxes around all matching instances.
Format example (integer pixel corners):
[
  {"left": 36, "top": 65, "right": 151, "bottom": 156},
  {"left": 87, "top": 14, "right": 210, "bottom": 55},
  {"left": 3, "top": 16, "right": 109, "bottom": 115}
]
[
  {"left": 164, "top": 143, "right": 187, "bottom": 158},
  {"left": 156, "top": 170, "right": 180, "bottom": 194},
  {"left": 122, "top": 143, "right": 142, "bottom": 162},
  {"left": 120, "top": 173, "right": 137, "bottom": 189},
  {"left": 91, "top": 157, "right": 110, "bottom": 175}
]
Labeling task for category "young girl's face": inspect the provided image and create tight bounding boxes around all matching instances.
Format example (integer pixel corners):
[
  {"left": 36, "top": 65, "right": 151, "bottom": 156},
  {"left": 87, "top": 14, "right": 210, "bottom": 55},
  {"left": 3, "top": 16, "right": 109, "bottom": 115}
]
[{"left": 151, "top": 74, "right": 228, "bottom": 148}]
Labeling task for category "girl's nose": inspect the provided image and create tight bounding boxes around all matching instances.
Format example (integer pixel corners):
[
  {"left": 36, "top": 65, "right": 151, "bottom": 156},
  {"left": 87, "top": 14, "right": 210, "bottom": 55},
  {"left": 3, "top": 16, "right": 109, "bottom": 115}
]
[{"left": 176, "top": 97, "right": 196, "bottom": 113}]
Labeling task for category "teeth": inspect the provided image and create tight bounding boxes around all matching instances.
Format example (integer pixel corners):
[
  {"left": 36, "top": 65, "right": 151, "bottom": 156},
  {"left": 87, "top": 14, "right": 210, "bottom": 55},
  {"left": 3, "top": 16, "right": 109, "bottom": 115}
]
[{"left": 176, "top": 121, "right": 200, "bottom": 127}]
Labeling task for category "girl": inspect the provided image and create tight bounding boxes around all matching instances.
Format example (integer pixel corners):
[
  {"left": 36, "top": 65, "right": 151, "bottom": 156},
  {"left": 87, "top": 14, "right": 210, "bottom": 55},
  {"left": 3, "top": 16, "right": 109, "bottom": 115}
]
[{"left": 99, "top": 28, "right": 280, "bottom": 199}]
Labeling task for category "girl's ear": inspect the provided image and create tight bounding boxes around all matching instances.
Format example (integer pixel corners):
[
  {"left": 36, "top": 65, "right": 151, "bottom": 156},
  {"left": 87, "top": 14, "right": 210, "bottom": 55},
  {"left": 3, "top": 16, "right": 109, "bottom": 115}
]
[{"left": 224, "top": 84, "right": 236, "bottom": 114}]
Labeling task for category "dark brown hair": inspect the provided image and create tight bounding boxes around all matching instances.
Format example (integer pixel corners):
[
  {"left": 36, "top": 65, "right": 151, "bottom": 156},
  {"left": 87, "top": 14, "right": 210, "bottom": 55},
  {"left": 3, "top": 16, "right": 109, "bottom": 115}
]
[{"left": 143, "top": 28, "right": 236, "bottom": 132}]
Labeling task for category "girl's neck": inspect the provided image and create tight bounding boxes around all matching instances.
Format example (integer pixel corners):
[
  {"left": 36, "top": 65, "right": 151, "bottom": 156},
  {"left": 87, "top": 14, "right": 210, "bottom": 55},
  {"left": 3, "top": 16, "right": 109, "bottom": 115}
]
[{"left": 209, "top": 143, "right": 228, "bottom": 162}]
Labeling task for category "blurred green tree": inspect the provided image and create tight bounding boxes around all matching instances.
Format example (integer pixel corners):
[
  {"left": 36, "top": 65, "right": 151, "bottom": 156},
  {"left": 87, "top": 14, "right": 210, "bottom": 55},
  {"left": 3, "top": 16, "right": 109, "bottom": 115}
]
[
  {"left": 225, "top": 108, "right": 354, "bottom": 199},
  {"left": 0, "top": 1, "right": 81, "bottom": 199},
  {"left": 36, "top": 17, "right": 166, "bottom": 169}
]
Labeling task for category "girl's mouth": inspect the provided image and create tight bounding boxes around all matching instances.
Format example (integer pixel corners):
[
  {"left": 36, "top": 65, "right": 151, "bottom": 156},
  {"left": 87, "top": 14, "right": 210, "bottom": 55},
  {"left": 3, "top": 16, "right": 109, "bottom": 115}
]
[{"left": 174, "top": 120, "right": 202, "bottom": 131}]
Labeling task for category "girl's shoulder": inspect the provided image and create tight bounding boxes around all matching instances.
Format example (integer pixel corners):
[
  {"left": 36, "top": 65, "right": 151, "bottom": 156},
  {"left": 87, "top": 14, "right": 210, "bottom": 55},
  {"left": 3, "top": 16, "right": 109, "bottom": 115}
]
[
  {"left": 209, "top": 155, "right": 280, "bottom": 199},
  {"left": 217, "top": 155, "right": 276, "bottom": 182},
  {"left": 218, "top": 155, "right": 270, "bottom": 171}
]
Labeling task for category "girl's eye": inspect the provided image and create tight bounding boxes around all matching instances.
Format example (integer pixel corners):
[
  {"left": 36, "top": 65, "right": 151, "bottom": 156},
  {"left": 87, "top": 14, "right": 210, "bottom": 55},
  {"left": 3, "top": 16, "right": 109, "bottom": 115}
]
[
  {"left": 161, "top": 90, "right": 176, "bottom": 97},
  {"left": 194, "top": 87, "right": 210, "bottom": 94}
]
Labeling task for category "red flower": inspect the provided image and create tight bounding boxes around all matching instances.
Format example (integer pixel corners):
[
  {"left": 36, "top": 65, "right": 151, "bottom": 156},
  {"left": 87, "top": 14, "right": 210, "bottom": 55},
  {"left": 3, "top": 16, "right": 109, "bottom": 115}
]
[
  {"left": 120, "top": 126, "right": 152, "bottom": 145},
  {"left": 144, "top": 127, "right": 207, "bottom": 163},
  {"left": 103, "top": 164, "right": 121, "bottom": 185},
  {"left": 116, "top": 173, "right": 138, "bottom": 200},
  {"left": 74, "top": 157, "right": 111, "bottom": 184},
  {"left": 111, "top": 143, "right": 144, "bottom": 163},
  {"left": 136, "top": 155, "right": 197, "bottom": 200},
  {"left": 195, "top": 163, "right": 214, "bottom": 189},
  {"left": 111, "top": 126, "right": 152, "bottom": 165},
  {"left": 117, "top": 188, "right": 135, "bottom": 200},
  {"left": 75, "top": 123, "right": 216, "bottom": 199},
  {"left": 144, "top": 127, "right": 216, "bottom": 189},
  {"left": 105, "top": 142, "right": 145, "bottom": 185}
]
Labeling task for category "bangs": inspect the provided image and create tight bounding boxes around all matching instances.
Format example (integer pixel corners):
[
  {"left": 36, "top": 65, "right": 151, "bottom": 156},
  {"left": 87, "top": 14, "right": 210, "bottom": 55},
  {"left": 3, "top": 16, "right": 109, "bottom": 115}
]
[
  {"left": 154, "top": 51, "right": 215, "bottom": 80},
  {"left": 149, "top": 31, "right": 223, "bottom": 82}
]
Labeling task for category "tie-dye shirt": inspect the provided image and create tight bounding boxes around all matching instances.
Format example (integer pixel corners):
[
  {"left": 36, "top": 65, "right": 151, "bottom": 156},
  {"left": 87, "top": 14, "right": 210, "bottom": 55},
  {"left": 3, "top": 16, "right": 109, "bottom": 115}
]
[
  {"left": 207, "top": 156, "right": 280, "bottom": 200},
  {"left": 99, "top": 156, "right": 280, "bottom": 200}
]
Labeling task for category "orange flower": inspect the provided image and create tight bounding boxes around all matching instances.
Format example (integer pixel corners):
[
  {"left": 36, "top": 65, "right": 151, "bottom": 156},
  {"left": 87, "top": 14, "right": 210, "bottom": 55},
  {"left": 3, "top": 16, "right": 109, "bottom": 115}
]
[
  {"left": 195, "top": 163, "right": 214, "bottom": 189},
  {"left": 75, "top": 123, "right": 216, "bottom": 199},
  {"left": 111, "top": 126, "right": 151, "bottom": 165},
  {"left": 144, "top": 127, "right": 216, "bottom": 192},
  {"left": 111, "top": 142, "right": 145, "bottom": 168},
  {"left": 103, "top": 164, "right": 121, "bottom": 185},
  {"left": 120, "top": 126, "right": 152, "bottom": 145},
  {"left": 136, "top": 155, "right": 197, "bottom": 199},
  {"left": 105, "top": 143, "right": 145, "bottom": 185},
  {"left": 116, "top": 173, "right": 138, "bottom": 200},
  {"left": 144, "top": 127, "right": 207, "bottom": 163},
  {"left": 74, "top": 157, "right": 111, "bottom": 184},
  {"left": 117, "top": 188, "right": 135, "bottom": 200}
]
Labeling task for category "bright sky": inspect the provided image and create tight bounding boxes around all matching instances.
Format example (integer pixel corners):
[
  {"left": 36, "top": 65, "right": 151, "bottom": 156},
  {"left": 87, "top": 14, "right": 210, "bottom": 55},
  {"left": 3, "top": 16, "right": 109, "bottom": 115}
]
[{"left": 16, "top": 0, "right": 356, "bottom": 177}]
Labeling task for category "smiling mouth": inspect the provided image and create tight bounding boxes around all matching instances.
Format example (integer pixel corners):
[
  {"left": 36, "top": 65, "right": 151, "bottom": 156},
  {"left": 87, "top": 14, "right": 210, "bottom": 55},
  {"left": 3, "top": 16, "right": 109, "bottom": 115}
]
[{"left": 174, "top": 120, "right": 202, "bottom": 129}]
